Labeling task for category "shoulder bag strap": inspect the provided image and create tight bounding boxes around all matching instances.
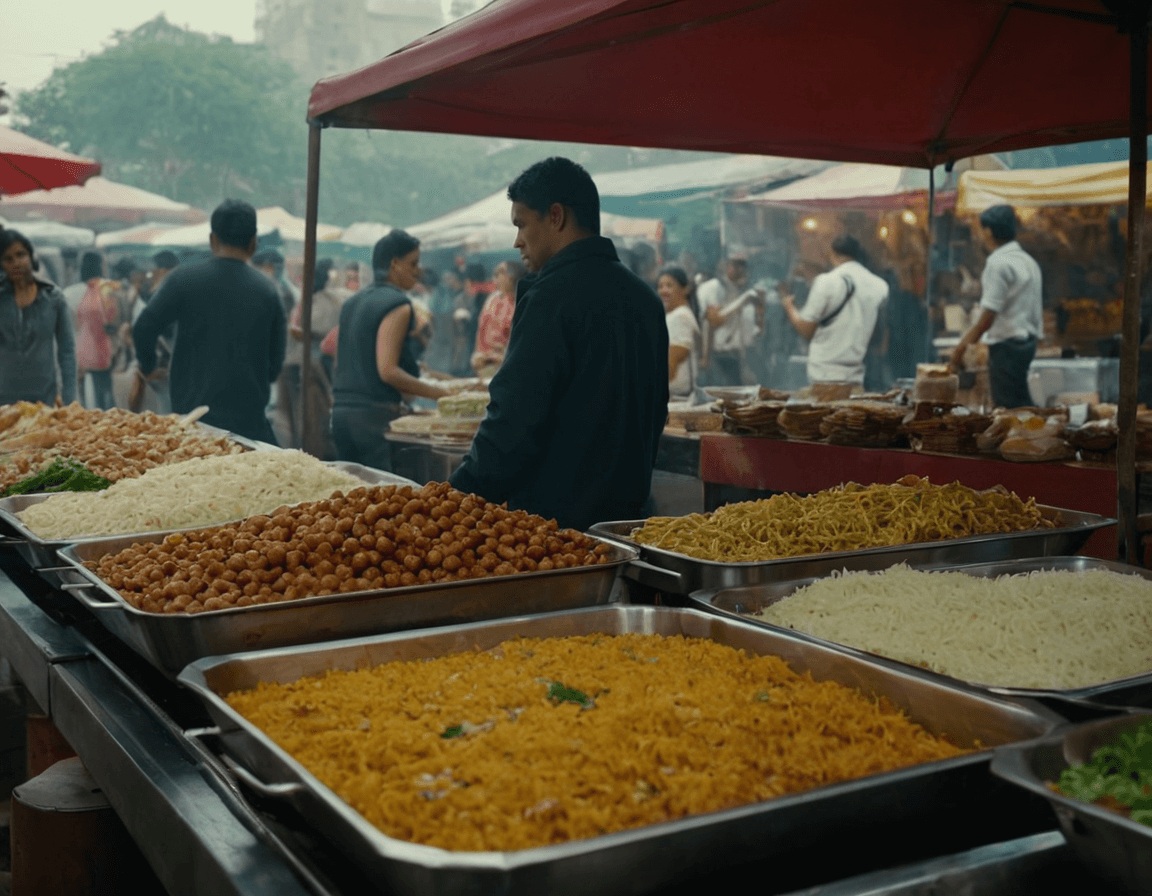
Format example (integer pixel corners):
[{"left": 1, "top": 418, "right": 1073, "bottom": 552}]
[{"left": 818, "top": 275, "right": 855, "bottom": 328}]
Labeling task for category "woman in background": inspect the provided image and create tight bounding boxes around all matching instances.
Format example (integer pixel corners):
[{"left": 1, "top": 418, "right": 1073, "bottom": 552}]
[
  {"left": 657, "top": 266, "right": 701, "bottom": 400},
  {"left": 471, "top": 260, "right": 525, "bottom": 377},
  {"left": 0, "top": 229, "right": 77, "bottom": 406}
]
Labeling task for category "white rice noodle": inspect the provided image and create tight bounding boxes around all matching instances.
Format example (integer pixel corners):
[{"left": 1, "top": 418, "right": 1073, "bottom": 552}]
[
  {"left": 754, "top": 564, "right": 1152, "bottom": 689},
  {"left": 17, "top": 450, "right": 364, "bottom": 540}
]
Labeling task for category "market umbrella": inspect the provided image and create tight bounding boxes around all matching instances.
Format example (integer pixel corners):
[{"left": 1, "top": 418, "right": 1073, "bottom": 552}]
[
  {"left": 0, "top": 176, "right": 204, "bottom": 227},
  {"left": 0, "top": 125, "right": 101, "bottom": 196},
  {"left": 302, "top": 0, "right": 1152, "bottom": 558}
]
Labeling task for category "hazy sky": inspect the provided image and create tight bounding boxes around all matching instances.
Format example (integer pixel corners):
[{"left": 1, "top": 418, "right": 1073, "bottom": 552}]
[
  {"left": 4, "top": 2, "right": 259, "bottom": 96},
  {"left": 3, "top": 1, "right": 457, "bottom": 97}
]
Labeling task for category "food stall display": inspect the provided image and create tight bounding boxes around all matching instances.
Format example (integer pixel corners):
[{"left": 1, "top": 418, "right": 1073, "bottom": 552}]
[
  {"left": 10, "top": 451, "right": 365, "bottom": 540},
  {"left": 991, "top": 713, "right": 1152, "bottom": 896},
  {"left": 225, "top": 631, "right": 968, "bottom": 852},
  {"left": 77, "top": 482, "right": 614, "bottom": 615},
  {"left": 0, "top": 403, "right": 246, "bottom": 490},
  {"left": 745, "top": 561, "right": 1152, "bottom": 691},
  {"left": 628, "top": 476, "right": 1055, "bottom": 562},
  {"left": 180, "top": 605, "right": 1062, "bottom": 896}
]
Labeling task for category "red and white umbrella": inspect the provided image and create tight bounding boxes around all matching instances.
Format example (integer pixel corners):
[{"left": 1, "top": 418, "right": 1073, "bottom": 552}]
[{"left": 0, "top": 124, "right": 101, "bottom": 197}]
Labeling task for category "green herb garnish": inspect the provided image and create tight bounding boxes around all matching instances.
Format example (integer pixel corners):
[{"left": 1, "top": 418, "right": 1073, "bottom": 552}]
[
  {"left": 1056, "top": 718, "right": 1152, "bottom": 826},
  {"left": 441, "top": 725, "right": 464, "bottom": 739},
  {"left": 2, "top": 457, "right": 112, "bottom": 498},
  {"left": 546, "top": 682, "right": 594, "bottom": 709}
]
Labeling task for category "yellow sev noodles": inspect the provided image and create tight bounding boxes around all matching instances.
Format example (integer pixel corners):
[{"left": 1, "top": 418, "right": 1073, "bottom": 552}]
[
  {"left": 225, "top": 633, "right": 967, "bottom": 852},
  {"left": 629, "top": 476, "right": 1055, "bottom": 562}
]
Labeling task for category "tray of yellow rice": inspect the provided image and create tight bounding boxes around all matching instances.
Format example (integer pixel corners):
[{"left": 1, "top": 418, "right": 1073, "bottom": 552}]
[
  {"left": 589, "top": 477, "right": 1111, "bottom": 595},
  {"left": 177, "top": 605, "right": 1063, "bottom": 896},
  {"left": 691, "top": 555, "right": 1152, "bottom": 706}
]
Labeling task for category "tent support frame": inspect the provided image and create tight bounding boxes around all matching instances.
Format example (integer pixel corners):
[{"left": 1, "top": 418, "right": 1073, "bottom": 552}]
[
  {"left": 299, "top": 122, "right": 322, "bottom": 453},
  {"left": 1119, "top": 6, "right": 1149, "bottom": 563}
]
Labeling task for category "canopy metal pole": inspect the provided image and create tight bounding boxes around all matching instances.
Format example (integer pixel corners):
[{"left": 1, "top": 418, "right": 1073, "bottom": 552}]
[
  {"left": 1118, "top": 5, "right": 1149, "bottom": 563},
  {"left": 299, "top": 122, "right": 322, "bottom": 455},
  {"left": 925, "top": 164, "right": 936, "bottom": 360}
]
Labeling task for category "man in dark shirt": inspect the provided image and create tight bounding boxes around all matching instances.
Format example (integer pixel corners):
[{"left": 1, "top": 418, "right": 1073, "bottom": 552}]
[
  {"left": 450, "top": 157, "right": 669, "bottom": 530},
  {"left": 133, "top": 199, "right": 286, "bottom": 443}
]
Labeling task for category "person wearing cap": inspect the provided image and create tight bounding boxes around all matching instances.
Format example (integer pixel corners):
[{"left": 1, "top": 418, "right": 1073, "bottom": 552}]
[
  {"left": 133, "top": 199, "right": 286, "bottom": 442},
  {"left": 949, "top": 204, "right": 1042, "bottom": 409}
]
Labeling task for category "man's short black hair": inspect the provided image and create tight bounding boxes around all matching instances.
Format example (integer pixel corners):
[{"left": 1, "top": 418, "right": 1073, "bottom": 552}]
[
  {"left": 251, "top": 249, "right": 284, "bottom": 271},
  {"left": 372, "top": 229, "right": 420, "bottom": 280},
  {"left": 79, "top": 250, "right": 104, "bottom": 281},
  {"left": 210, "top": 198, "right": 258, "bottom": 249},
  {"left": 111, "top": 257, "right": 137, "bottom": 280},
  {"left": 979, "top": 204, "right": 1017, "bottom": 243},
  {"left": 507, "top": 156, "right": 600, "bottom": 236},
  {"left": 831, "top": 235, "right": 862, "bottom": 261},
  {"left": 151, "top": 250, "right": 180, "bottom": 270}
]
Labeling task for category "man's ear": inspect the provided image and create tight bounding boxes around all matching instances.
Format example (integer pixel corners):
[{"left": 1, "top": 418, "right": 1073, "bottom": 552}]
[{"left": 548, "top": 202, "right": 567, "bottom": 231}]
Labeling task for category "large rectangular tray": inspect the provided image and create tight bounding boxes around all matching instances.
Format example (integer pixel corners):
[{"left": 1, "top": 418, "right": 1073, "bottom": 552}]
[
  {"left": 178, "top": 605, "right": 1064, "bottom": 896},
  {"left": 690, "top": 556, "right": 1152, "bottom": 706},
  {"left": 990, "top": 712, "right": 1152, "bottom": 896},
  {"left": 54, "top": 531, "right": 636, "bottom": 677},
  {"left": 589, "top": 504, "right": 1114, "bottom": 595},
  {"left": 0, "top": 462, "right": 415, "bottom": 584}
]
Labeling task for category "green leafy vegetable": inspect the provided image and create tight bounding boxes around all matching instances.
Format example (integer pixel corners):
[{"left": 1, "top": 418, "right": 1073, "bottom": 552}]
[
  {"left": 441, "top": 725, "right": 464, "bottom": 739},
  {"left": 1056, "top": 718, "right": 1152, "bottom": 826},
  {"left": 546, "top": 682, "right": 594, "bottom": 709},
  {"left": 1, "top": 457, "right": 112, "bottom": 498}
]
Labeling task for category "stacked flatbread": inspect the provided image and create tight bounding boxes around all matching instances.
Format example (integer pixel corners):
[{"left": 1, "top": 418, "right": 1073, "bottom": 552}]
[
  {"left": 900, "top": 407, "right": 993, "bottom": 454},
  {"left": 722, "top": 401, "right": 787, "bottom": 437},
  {"left": 777, "top": 404, "right": 833, "bottom": 441},
  {"left": 819, "top": 401, "right": 908, "bottom": 447}
]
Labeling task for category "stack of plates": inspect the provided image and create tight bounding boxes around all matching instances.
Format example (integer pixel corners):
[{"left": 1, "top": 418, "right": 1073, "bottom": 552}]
[{"left": 818, "top": 401, "right": 908, "bottom": 447}]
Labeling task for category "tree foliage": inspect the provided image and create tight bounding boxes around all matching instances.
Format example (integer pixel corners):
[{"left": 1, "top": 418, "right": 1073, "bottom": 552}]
[
  {"left": 17, "top": 16, "right": 308, "bottom": 211},
  {"left": 16, "top": 16, "right": 714, "bottom": 229}
]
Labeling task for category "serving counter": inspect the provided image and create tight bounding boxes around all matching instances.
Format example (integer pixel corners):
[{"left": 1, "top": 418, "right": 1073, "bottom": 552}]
[
  {"left": 0, "top": 549, "right": 1133, "bottom": 896},
  {"left": 698, "top": 434, "right": 1120, "bottom": 559}
]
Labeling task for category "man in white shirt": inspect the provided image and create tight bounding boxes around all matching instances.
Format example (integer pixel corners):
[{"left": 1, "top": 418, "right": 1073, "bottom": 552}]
[
  {"left": 696, "top": 256, "right": 764, "bottom": 386},
  {"left": 949, "top": 204, "right": 1042, "bottom": 409},
  {"left": 782, "top": 235, "right": 888, "bottom": 385}
]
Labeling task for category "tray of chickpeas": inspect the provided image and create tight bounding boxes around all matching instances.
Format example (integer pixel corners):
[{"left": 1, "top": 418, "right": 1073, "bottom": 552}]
[{"left": 53, "top": 481, "right": 637, "bottom": 676}]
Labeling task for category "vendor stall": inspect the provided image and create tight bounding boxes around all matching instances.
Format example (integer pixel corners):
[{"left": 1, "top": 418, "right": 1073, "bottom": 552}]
[{"left": 5, "top": 1, "right": 1152, "bottom": 894}]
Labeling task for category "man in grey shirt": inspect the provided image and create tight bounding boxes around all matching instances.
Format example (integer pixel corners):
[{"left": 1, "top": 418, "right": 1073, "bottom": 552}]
[{"left": 950, "top": 205, "right": 1042, "bottom": 408}]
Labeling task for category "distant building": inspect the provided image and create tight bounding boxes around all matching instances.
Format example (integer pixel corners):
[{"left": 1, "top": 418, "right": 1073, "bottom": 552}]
[{"left": 255, "top": 0, "right": 444, "bottom": 83}]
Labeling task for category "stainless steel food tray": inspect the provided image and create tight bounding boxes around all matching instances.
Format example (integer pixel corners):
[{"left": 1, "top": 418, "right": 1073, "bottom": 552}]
[
  {"left": 178, "top": 605, "right": 1063, "bottom": 896},
  {"left": 589, "top": 504, "right": 1114, "bottom": 595},
  {"left": 54, "top": 531, "right": 635, "bottom": 677},
  {"left": 0, "top": 462, "right": 415, "bottom": 586},
  {"left": 990, "top": 712, "right": 1152, "bottom": 896},
  {"left": 690, "top": 556, "right": 1152, "bottom": 706}
]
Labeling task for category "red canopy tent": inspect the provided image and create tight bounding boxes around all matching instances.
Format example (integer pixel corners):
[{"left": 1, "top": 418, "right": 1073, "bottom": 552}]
[
  {"left": 0, "top": 125, "right": 101, "bottom": 197},
  {"left": 303, "top": 0, "right": 1152, "bottom": 557}
]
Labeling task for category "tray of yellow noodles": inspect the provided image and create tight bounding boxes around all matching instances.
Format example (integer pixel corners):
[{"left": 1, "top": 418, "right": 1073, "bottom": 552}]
[
  {"left": 178, "top": 605, "right": 1063, "bottom": 896},
  {"left": 587, "top": 476, "right": 1112, "bottom": 595}
]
